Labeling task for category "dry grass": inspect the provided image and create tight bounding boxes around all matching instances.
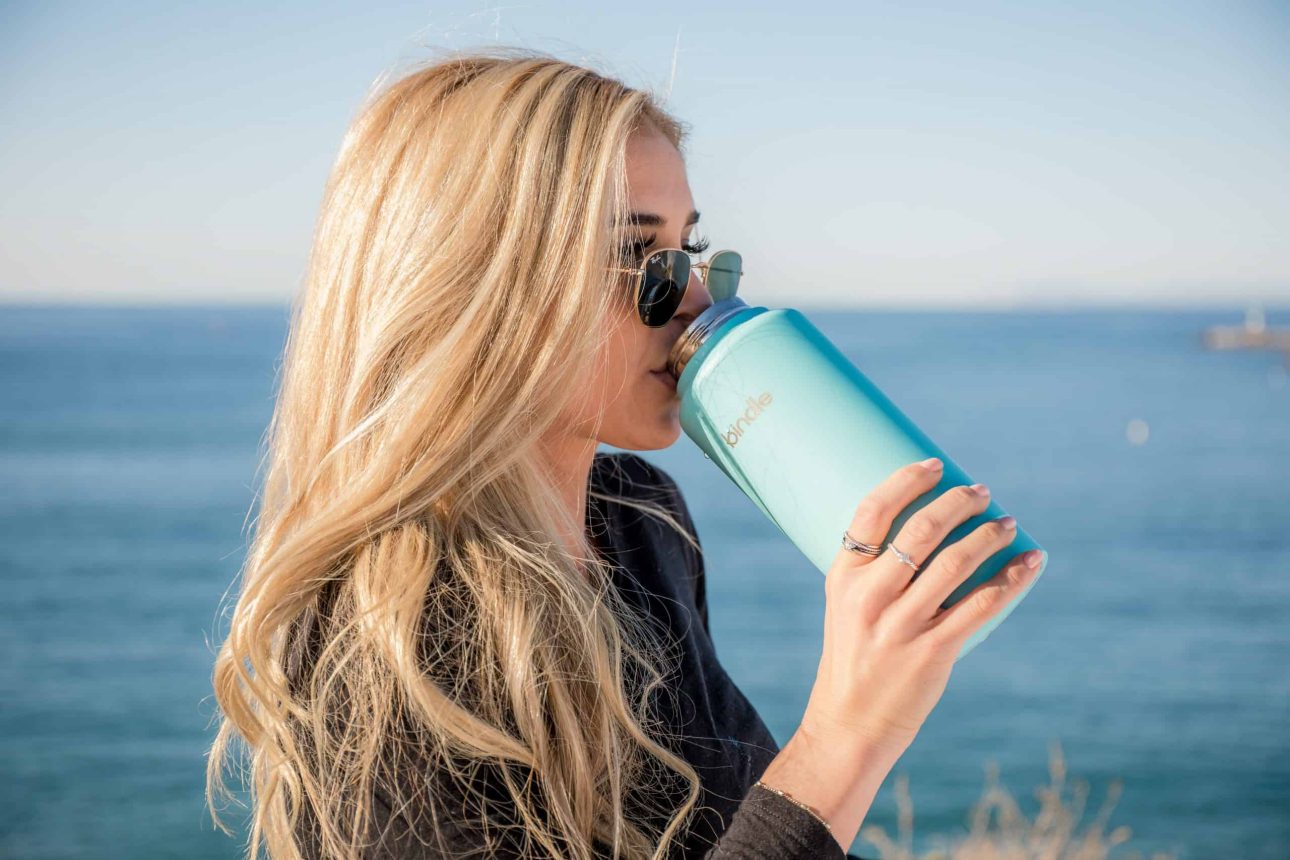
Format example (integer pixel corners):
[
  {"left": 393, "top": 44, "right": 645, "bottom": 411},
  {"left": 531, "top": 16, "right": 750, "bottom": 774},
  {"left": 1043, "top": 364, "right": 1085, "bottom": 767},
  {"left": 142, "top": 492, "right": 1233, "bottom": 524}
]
[{"left": 858, "top": 740, "right": 1177, "bottom": 860}]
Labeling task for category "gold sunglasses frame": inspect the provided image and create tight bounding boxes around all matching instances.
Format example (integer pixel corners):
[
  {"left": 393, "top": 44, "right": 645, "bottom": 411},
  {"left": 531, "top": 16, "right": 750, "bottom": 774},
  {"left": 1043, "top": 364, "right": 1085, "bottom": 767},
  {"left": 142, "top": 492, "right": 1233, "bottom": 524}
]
[{"left": 610, "top": 247, "right": 744, "bottom": 326}]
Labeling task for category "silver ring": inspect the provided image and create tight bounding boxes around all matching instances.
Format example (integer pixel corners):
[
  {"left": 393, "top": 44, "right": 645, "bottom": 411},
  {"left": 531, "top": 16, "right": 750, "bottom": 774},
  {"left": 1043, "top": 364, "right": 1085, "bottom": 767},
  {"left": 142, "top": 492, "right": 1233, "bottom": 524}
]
[
  {"left": 888, "top": 542, "right": 921, "bottom": 573},
  {"left": 841, "top": 529, "right": 883, "bottom": 557}
]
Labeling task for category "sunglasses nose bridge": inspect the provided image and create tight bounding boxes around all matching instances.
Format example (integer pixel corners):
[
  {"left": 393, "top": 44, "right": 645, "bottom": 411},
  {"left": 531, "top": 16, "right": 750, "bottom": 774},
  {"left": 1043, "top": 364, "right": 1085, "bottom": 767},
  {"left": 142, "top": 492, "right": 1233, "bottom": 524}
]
[{"left": 692, "top": 265, "right": 710, "bottom": 295}]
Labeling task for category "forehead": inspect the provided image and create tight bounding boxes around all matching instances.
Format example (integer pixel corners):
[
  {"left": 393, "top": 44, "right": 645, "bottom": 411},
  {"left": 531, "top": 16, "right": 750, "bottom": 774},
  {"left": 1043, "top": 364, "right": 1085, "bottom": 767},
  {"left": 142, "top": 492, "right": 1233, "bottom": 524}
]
[{"left": 623, "top": 127, "right": 694, "bottom": 213}]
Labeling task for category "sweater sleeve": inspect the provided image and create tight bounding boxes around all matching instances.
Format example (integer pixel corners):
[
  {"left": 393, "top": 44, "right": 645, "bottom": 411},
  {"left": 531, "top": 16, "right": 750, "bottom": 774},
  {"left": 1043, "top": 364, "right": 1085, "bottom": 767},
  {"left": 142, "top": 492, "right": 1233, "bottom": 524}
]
[{"left": 699, "top": 782, "right": 848, "bottom": 859}]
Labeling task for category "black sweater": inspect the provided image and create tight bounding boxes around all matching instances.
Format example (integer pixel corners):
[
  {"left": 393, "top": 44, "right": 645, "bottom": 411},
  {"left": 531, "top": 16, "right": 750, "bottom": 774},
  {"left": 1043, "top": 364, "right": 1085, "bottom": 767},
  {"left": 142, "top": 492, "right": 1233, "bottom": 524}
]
[
  {"left": 579, "top": 451, "right": 870, "bottom": 860},
  {"left": 308, "top": 452, "right": 872, "bottom": 858}
]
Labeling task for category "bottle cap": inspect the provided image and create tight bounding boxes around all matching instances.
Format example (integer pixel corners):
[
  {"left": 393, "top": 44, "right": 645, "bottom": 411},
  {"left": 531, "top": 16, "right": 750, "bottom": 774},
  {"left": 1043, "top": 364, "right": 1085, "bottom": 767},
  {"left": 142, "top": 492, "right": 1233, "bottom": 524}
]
[{"left": 666, "top": 297, "right": 757, "bottom": 379}]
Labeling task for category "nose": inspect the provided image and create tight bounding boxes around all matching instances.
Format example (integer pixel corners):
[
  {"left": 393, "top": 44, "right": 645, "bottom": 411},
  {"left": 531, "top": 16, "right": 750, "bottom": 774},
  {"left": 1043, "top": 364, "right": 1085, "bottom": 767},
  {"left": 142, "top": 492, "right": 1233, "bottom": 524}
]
[{"left": 674, "top": 267, "right": 712, "bottom": 324}]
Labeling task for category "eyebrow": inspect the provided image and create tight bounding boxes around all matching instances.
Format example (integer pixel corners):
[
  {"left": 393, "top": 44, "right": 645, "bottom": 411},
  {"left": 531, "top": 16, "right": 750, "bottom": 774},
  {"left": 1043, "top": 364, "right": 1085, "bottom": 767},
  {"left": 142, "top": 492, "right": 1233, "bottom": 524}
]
[{"left": 617, "top": 209, "right": 701, "bottom": 228}]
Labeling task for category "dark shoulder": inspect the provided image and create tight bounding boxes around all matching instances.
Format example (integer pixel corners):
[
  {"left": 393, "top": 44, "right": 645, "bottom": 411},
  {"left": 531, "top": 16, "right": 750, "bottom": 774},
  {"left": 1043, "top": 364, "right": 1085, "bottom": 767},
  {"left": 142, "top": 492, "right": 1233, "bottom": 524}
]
[
  {"left": 590, "top": 451, "right": 681, "bottom": 503},
  {"left": 590, "top": 451, "right": 700, "bottom": 554}
]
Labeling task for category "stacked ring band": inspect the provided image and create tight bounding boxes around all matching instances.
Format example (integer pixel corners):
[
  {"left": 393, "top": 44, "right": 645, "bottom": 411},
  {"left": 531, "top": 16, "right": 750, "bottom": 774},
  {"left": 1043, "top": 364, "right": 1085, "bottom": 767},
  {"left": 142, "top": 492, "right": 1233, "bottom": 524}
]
[
  {"left": 841, "top": 530, "right": 882, "bottom": 557},
  {"left": 841, "top": 529, "right": 922, "bottom": 573}
]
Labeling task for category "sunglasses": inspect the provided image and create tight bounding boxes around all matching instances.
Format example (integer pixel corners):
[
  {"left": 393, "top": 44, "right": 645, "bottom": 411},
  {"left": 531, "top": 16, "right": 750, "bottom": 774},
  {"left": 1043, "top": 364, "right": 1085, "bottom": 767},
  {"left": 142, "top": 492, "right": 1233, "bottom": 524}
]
[{"left": 611, "top": 248, "right": 744, "bottom": 327}]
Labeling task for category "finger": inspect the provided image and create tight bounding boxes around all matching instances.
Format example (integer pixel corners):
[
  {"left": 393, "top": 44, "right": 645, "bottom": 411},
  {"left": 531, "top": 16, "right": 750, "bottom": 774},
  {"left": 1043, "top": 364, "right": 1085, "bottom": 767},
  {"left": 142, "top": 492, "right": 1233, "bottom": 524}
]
[
  {"left": 877, "top": 481, "right": 992, "bottom": 587},
  {"left": 896, "top": 513, "right": 1018, "bottom": 621},
  {"left": 833, "top": 458, "right": 945, "bottom": 581},
  {"left": 925, "top": 549, "right": 1044, "bottom": 646}
]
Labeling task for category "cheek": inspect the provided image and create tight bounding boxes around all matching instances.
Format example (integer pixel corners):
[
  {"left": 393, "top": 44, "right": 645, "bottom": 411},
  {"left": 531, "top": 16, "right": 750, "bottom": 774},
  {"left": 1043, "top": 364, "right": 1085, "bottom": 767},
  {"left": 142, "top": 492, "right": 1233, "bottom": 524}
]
[
  {"left": 603, "top": 306, "right": 646, "bottom": 373},
  {"left": 567, "top": 321, "right": 644, "bottom": 419},
  {"left": 599, "top": 334, "right": 643, "bottom": 398}
]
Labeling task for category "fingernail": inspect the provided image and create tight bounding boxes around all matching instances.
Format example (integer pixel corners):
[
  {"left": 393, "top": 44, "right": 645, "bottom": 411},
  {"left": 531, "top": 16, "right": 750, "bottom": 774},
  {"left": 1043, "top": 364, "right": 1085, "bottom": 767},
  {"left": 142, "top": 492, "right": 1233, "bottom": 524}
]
[
  {"left": 920, "top": 457, "right": 943, "bottom": 471},
  {"left": 995, "top": 515, "right": 1017, "bottom": 530},
  {"left": 970, "top": 483, "right": 989, "bottom": 496},
  {"left": 1023, "top": 549, "right": 1044, "bottom": 569}
]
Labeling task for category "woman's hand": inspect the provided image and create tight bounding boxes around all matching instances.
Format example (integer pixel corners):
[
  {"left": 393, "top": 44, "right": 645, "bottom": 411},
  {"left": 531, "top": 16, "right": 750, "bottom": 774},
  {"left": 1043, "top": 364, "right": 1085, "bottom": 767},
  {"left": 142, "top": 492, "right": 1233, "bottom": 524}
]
[{"left": 799, "top": 456, "right": 1042, "bottom": 760}]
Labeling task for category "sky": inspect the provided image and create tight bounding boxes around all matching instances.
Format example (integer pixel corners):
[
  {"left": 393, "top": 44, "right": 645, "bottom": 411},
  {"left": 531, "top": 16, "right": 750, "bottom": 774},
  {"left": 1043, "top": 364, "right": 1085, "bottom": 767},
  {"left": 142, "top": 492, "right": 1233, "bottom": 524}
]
[{"left": 1, "top": 1, "right": 1287, "bottom": 309}]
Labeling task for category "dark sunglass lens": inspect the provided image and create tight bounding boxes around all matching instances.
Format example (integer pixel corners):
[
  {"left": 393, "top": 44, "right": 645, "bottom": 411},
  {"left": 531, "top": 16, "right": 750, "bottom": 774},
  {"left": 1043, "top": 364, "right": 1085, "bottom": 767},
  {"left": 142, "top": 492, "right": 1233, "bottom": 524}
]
[
  {"left": 639, "top": 250, "right": 689, "bottom": 326},
  {"left": 705, "top": 251, "right": 742, "bottom": 302}
]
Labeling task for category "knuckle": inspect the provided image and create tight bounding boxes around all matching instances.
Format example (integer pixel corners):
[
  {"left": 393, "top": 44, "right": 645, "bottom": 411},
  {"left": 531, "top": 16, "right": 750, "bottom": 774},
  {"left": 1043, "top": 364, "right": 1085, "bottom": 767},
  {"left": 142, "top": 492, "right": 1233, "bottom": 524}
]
[
  {"left": 835, "top": 576, "right": 879, "bottom": 617},
  {"left": 924, "top": 623, "right": 952, "bottom": 651},
  {"left": 852, "top": 495, "right": 883, "bottom": 524},
  {"left": 936, "top": 547, "right": 971, "bottom": 579},
  {"left": 971, "top": 587, "right": 1000, "bottom": 616},
  {"left": 901, "top": 631, "right": 937, "bottom": 663},
  {"left": 988, "top": 521, "right": 1014, "bottom": 541},
  {"left": 917, "top": 631, "right": 950, "bottom": 662},
  {"left": 905, "top": 514, "right": 941, "bottom": 545},
  {"left": 827, "top": 561, "right": 868, "bottom": 596},
  {"left": 1004, "top": 561, "right": 1029, "bottom": 587},
  {"left": 930, "top": 622, "right": 965, "bottom": 655}
]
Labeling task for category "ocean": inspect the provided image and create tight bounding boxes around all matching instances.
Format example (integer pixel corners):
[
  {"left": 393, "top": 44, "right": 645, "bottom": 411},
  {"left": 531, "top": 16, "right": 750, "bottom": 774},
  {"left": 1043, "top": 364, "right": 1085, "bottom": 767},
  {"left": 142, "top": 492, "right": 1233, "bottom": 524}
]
[{"left": 2, "top": 304, "right": 1287, "bottom": 859}]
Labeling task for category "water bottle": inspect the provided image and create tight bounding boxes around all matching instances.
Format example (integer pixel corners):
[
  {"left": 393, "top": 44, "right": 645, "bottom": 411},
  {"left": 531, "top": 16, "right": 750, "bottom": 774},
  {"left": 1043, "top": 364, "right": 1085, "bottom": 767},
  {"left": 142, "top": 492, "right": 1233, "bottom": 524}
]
[{"left": 666, "top": 297, "right": 1047, "bottom": 661}]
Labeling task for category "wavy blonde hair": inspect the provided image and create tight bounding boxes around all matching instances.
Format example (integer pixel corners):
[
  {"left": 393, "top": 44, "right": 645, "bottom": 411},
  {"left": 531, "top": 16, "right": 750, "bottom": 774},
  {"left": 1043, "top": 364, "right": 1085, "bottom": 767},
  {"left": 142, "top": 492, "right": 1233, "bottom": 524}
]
[{"left": 206, "top": 48, "right": 710, "bottom": 860}]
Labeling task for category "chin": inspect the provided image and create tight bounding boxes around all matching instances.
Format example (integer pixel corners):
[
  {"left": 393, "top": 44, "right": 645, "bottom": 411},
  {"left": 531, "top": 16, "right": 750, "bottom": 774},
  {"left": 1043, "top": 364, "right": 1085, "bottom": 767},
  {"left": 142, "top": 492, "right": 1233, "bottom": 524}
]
[
  {"left": 608, "top": 412, "right": 682, "bottom": 452},
  {"left": 643, "top": 418, "right": 683, "bottom": 451}
]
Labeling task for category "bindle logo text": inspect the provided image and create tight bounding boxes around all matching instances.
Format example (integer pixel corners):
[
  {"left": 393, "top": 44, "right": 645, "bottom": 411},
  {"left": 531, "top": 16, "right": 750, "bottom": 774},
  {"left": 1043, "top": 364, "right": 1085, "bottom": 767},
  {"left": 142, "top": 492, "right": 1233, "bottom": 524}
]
[{"left": 721, "top": 392, "right": 774, "bottom": 447}]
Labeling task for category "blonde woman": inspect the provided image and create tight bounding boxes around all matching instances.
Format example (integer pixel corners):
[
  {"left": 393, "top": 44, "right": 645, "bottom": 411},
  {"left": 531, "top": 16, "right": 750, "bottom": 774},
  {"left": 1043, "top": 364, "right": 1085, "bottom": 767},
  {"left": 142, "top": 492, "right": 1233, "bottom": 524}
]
[{"left": 206, "top": 49, "right": 1040, "bottom": 860}]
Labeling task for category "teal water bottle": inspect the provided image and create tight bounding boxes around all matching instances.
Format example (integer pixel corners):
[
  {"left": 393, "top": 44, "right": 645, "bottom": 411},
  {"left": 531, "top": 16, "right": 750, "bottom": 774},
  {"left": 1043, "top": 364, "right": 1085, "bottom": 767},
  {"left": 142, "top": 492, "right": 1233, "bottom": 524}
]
[{"left": 666, "top": 297, "right": 1046, "bottom": 661}]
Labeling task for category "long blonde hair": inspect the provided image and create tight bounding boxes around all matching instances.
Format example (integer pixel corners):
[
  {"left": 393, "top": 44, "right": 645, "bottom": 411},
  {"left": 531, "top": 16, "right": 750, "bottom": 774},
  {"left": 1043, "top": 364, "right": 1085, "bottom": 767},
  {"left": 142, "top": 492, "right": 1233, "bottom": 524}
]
[{"left": 206, "top": 48, "right": 710, "bottom": 859}]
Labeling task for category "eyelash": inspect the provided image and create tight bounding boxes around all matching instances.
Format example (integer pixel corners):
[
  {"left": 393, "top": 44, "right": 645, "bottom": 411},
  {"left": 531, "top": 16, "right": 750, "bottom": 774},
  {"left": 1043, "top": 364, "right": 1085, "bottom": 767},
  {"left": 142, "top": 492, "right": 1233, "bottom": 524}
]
[
  {"left": 683, "top": 234, "right": 711, "bottom": 255},
  {"left": 623, "top": 233, "right": 711, "bottom": 262}
]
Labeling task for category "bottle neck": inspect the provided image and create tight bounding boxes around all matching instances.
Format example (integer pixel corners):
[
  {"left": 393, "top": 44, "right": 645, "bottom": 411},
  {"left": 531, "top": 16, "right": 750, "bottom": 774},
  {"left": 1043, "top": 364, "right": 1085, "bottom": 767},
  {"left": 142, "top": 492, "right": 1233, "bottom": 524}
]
[{"left": 666, "top": 297, "right": 757, "bottom": 379}]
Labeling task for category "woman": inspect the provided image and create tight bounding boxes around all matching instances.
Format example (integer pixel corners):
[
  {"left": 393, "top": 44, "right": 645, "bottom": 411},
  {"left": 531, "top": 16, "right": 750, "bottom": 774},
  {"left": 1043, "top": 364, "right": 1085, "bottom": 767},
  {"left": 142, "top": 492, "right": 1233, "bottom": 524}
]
[{"left": 206, "top": 49, "right": 1040, "bottom": 860}]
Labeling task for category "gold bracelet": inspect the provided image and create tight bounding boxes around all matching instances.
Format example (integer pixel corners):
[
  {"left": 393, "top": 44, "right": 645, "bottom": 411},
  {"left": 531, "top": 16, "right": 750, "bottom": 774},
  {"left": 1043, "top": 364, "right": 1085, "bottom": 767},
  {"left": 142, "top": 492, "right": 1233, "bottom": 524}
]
[{"left": 752, "top": 780, "right": 833, "bottom": 835}]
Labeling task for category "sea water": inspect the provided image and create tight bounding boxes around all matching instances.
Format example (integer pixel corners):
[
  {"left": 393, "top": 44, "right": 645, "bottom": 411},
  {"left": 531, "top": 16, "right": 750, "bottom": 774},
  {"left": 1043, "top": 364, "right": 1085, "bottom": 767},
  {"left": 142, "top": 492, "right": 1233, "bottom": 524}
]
[{"left": 2, "top": 305, "right": 1287, "bottom": 859}]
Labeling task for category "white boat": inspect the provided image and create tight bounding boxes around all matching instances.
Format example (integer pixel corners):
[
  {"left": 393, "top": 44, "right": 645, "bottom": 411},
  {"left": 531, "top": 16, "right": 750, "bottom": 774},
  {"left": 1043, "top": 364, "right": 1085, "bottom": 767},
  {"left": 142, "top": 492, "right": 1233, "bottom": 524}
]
[{"left": 1202, "top": 302, "right": 1290, "bottom": 351}]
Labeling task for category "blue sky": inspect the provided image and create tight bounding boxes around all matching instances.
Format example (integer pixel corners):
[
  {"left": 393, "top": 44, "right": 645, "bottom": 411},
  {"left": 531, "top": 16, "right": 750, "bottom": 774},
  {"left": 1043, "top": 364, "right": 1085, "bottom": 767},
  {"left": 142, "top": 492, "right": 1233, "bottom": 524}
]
[{"left": 1, "top": 1, "right": 1287, "bottom": 308}]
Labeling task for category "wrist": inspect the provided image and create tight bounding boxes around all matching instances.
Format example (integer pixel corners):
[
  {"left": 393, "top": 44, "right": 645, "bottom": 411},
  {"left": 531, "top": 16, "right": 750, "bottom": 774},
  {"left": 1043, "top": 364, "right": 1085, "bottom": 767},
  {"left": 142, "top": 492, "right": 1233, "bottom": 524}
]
[{"left": 797, "top": 707, "right": 914, "bottom": 766}]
